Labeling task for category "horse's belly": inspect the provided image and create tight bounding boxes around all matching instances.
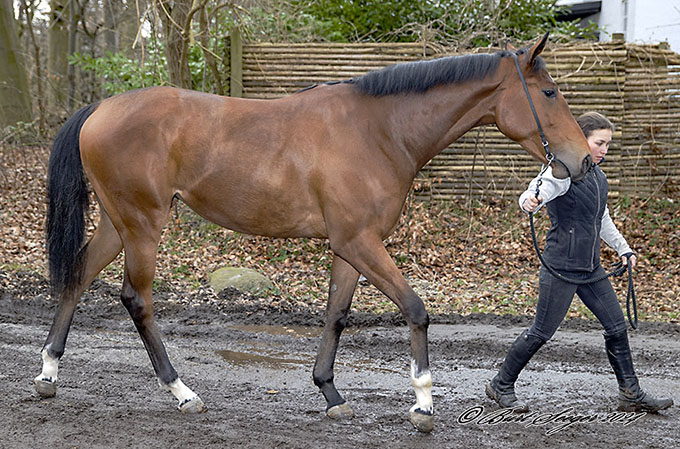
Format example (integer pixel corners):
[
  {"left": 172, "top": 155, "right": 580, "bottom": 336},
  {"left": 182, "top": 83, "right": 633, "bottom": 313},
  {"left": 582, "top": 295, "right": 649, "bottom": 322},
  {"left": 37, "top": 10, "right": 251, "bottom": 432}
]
[{"left": 178, "top": 187, "right": 327, "bottom": 239}]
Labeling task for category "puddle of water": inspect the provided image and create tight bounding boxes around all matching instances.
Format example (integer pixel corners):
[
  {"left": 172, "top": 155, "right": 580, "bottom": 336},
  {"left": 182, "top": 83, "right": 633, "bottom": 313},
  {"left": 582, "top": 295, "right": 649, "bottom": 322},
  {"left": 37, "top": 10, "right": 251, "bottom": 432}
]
[
  {"left": 217, "top": 349, "right": 310, "bottom": 368},
  {"left": 217, "top": 347, "right": 403, "bottom": 377},
  {"left": 218, "top": 326, "right": 397, "bottom": 374},
  {"left": 216, "top": 348, "right": 399, "bottom": 374},
  {"left": 337, "top": 358, "right": 403, "bottom": 375},
  {"left": 228, "top": 324, "right": 323, "bottom": 339},
  {"left": 228, "top": 324, "right": 360, "bottom": 339}
]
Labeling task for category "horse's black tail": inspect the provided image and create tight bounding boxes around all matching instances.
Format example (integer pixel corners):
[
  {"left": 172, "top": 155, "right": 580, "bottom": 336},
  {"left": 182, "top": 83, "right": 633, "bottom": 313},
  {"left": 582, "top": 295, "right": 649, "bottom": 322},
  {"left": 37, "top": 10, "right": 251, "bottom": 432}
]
[{"left": 46, "top": 103, "right": 99, "bottom": 295}]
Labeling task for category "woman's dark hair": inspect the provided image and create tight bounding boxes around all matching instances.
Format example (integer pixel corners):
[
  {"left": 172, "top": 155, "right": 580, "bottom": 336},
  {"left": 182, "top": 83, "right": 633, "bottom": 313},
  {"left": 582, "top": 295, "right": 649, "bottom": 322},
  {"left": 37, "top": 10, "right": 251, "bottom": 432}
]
[{"left": 576, "top": 112, "right": 615, "bottom": 138}]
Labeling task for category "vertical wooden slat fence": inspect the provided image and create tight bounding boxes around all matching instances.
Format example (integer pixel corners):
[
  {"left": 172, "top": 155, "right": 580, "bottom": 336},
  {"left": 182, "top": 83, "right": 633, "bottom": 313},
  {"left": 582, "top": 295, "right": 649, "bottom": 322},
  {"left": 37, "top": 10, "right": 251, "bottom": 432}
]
[{"left": 237, "top": 39, "right": 680, "bottom": 201}]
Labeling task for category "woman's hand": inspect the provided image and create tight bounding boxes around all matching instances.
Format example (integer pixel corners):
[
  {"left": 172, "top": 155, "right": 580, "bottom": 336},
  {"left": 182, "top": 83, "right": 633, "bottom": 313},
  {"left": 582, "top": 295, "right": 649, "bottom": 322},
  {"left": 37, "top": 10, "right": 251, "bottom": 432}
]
[
  {"left": 622, "top": 253, "right": 637, "bottom": 269},
  {"left": 522, "top": 196, "right": 542, "bottom": 213}
]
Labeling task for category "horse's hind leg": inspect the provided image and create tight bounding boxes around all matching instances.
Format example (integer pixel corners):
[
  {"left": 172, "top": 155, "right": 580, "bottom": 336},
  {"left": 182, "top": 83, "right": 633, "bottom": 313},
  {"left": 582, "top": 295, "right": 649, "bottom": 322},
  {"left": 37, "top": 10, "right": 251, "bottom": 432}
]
[
  {"left": 118, "top": 222, "right": 204, "bottom": 413},
  {"left": 313, "top": 255, "right": 359, "bottom": 419},
  {"left": 35, "top": 209, "right": 123, "bottom": 397}
]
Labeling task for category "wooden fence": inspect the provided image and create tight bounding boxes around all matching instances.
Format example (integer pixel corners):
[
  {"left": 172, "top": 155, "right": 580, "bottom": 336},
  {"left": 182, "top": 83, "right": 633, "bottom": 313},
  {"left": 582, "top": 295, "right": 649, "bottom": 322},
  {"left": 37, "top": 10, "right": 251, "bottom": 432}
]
[{"left": 232, "top": 39, "right": 680, "bottom": 200}]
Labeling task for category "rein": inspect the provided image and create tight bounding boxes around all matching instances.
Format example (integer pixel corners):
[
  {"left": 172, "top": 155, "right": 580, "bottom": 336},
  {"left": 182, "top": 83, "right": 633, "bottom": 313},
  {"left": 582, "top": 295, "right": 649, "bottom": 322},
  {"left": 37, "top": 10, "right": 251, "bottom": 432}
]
[{"left": 512, "top": 53, "right": 638, "bottom": 330}]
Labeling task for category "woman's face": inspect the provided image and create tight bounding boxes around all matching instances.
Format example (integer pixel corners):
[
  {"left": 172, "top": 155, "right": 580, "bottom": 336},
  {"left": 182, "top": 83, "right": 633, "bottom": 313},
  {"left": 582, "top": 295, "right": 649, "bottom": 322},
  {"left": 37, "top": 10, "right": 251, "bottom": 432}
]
[{"left": 587, "top": 128, "right": 612, "bottom": 164}]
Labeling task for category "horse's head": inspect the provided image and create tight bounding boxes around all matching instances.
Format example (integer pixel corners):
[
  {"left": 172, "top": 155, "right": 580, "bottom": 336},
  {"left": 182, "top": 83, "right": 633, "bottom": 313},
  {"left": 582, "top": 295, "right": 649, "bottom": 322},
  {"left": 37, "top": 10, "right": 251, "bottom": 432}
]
[{"left": 495, "top": 33, "right": 592, "bottom": 181}]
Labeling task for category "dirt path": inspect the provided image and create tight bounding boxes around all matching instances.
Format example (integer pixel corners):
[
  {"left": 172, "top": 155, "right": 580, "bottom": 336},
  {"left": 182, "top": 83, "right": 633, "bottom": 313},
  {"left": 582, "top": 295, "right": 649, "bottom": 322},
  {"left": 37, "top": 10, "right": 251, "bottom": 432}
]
[{"left": 1, "top": 282, "right": 678, "bottom": 449}]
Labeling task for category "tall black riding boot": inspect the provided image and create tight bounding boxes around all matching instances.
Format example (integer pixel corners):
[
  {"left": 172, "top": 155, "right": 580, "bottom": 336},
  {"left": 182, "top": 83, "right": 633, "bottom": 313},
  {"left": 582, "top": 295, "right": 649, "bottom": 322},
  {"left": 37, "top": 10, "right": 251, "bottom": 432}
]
[
  {"left": 604, "top": 330, "right": 674, "bottom": 413},
  {"left": 486, "top": 330, "right": 545, "bottom": 412}
]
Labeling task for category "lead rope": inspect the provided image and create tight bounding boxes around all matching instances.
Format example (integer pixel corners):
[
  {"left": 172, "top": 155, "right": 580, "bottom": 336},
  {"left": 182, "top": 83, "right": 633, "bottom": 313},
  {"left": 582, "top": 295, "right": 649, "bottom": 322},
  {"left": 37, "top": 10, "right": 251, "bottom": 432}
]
[{"left": 626, "top": 261, "right": 638, "bottom": 329}]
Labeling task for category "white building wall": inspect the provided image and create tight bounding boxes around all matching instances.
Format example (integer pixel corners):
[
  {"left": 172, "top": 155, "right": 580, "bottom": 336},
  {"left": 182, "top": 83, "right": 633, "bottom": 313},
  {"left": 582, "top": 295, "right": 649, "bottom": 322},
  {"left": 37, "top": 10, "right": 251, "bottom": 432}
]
[
  {"left": 560, "top": 0, "right": 680, "bottom": 53},
  {"left": 597, "top": 0, "right": 626, "bottom": 38}
]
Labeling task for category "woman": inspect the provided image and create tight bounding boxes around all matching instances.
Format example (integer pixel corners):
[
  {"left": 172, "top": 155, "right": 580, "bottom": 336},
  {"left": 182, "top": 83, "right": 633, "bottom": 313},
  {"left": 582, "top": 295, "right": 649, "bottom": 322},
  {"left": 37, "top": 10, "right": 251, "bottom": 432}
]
[{"left": 486, "top": 112, "right": 673, "bottom": 413}]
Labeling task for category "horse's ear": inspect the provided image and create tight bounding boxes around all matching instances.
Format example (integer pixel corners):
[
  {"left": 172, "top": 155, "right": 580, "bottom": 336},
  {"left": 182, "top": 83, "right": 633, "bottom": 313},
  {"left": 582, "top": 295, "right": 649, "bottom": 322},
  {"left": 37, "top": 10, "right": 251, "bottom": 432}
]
[
  {"left": 529, "top": 32, "right": 549, "bottom": 65},
  {"left": 504, "top": 39, "right": 517, "bottom": 52}
]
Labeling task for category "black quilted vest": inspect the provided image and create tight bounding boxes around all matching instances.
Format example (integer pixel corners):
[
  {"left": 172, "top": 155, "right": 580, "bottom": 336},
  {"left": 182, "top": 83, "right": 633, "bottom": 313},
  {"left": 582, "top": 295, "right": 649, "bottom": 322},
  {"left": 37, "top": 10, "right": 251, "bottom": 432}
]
[{"left": 543, "top": 165, "right": 608, "bottom": 272}]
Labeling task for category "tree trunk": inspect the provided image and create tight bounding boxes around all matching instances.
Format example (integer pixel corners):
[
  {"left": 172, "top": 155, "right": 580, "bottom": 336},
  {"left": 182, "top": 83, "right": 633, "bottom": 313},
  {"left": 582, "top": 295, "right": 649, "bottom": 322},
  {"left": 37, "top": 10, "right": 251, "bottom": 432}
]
[
  {"left": 103, "top": 0, "right": 118, "bottom": 53},
  {"left": 20, "top": 0, "right": 45, "bottom": 135},
  {"left": 119, "top": 0, "right": 143, "bottom": 57},
  {"left": 67, "top": 0, "right": 78, "bottom": 110},
  {"left": 48, "top": 0, "right": 70, "bottom": 115},
  {"left": 199, "top": 4, "right": 223, "bottom": 95},
  {"left": 0, "top": 0, "right": 32, "bottom": 128},
  {"left": 159, "top": 0, "right": 193, "bottom": 89},
  {"left": 76, "top": 0, "right": 101, "bottom": 104}
]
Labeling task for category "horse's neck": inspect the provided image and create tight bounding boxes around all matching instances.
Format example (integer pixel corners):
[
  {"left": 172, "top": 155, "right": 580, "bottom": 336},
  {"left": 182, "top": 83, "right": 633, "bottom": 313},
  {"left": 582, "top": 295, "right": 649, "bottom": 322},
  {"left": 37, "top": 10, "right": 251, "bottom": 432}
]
[{"left": 386, "top": 80, "right": 500, "bottom": 174}]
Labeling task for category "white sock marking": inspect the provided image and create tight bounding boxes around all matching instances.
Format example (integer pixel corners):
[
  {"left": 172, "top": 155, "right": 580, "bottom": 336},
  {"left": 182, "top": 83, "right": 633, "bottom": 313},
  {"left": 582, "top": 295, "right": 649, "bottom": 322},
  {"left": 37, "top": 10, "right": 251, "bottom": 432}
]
[
  {"left": 410, "top": 359, "right": 433, "bottom": 414},
  {"left": 163, "top": 378, "right": 198, "bottom": 405},
  {"left": 36, "top": 346, "right": 59, "bottom": 383}
]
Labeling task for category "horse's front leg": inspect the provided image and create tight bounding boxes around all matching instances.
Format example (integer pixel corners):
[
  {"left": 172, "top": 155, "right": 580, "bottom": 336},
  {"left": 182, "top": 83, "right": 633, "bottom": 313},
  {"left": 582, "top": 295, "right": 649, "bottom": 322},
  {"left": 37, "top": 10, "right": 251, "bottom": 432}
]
[
  {"left": 313, "top": 254, "right": 359, "bottom": 419},
  {"left": 332, "top": 235, "right": 434, "bottom": 433}
]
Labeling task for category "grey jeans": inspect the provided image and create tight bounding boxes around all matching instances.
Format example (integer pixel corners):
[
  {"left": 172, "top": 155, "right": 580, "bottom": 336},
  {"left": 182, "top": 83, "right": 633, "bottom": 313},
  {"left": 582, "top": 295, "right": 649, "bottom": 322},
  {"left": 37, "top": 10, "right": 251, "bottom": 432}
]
[{"left": 527, "top": 265, "right": 627, "bottom": 342}]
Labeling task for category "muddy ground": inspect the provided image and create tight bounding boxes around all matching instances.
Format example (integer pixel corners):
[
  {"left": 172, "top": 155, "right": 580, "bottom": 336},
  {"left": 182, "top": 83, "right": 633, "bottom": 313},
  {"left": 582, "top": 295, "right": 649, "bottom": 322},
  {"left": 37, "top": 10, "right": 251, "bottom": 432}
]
[{"left": 1, "top": 273, "right": 679, "bottom": 449}]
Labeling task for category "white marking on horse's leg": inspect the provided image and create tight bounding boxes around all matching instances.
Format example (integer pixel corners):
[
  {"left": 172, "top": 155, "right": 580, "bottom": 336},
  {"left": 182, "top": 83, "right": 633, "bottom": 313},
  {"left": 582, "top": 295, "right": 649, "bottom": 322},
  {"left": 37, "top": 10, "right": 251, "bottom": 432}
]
[
  {"left": 162, "top": 377, "right": 196, "bottom": 403},
  {"left": 36, "top": 346, "right": 59, "bottom": 383},
  {"left": 162, "top": 378, "right": 204, "bottom": 412},
  {"left": 34, "top": 346, "right": 60, "bottom": 397},
  {"left": 409, "top": 359, "right": 433, "bottom": 414}
]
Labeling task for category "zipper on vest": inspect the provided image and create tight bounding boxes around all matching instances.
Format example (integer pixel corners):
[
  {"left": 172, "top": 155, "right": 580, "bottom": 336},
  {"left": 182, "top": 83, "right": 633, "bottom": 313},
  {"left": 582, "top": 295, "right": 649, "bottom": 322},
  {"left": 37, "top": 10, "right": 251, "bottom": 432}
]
[{"left": 592, "top": 170, "right": 601, "bottom": 271}]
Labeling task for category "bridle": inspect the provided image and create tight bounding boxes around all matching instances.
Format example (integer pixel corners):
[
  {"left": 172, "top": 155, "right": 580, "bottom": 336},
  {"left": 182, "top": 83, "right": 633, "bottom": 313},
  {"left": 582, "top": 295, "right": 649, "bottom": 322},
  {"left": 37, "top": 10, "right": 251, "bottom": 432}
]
[
  {"left": 512, "top": 52, "right": 638, "bottom": 330},
  {"left": 511, "top": 53, "right": 553, "bottom": 165}
]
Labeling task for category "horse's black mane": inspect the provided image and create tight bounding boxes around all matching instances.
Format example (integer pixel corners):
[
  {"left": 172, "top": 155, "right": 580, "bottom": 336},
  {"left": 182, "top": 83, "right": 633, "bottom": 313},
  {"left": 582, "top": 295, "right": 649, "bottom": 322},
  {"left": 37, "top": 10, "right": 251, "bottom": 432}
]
[{"left": 343, "top": 48, "right": 544, "bottom": 97}]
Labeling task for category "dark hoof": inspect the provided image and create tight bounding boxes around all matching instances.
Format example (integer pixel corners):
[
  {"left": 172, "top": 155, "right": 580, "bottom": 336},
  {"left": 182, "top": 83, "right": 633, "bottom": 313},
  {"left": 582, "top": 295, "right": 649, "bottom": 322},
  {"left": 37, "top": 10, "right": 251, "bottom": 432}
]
[
  {"left": 409, "top": 409, "right": 434, "bottom": 433},
  {"left": 327, "top": 402, "right": 354, "bottom": 419}
]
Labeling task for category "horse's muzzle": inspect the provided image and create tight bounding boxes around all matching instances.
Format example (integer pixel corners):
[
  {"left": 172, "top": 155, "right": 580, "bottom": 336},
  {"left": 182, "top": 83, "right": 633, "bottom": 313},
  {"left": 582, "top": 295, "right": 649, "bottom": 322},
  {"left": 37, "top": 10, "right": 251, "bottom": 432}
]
[
  {"left": 550, "top": 153, "right": 591, "bottom": 181},
  {"left": 576, "top": 154, "right": 593, "bottom": 181}
]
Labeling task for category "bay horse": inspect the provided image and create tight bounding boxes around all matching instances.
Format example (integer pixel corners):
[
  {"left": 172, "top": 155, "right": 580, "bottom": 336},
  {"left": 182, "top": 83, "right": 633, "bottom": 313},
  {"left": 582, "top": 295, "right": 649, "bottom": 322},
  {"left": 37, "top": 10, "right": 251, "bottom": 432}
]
[{"left": 35, "top": 33, "right": 591, "bottom": 432}]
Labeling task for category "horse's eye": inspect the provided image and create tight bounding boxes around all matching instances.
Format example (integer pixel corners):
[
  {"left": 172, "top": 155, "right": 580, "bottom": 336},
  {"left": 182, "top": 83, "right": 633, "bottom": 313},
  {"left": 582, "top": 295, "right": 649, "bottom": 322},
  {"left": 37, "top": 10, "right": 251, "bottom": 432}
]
[{"left": 543, "top": 89, "right": 556, "bottom": 98}]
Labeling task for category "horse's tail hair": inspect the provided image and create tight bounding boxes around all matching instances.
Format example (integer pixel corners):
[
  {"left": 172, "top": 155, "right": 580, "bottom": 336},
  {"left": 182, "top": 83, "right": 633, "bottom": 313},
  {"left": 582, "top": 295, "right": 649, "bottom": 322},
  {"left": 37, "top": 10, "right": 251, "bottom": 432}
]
[{"left": 46, "top": 103, "right": 99, "bottom": 295}]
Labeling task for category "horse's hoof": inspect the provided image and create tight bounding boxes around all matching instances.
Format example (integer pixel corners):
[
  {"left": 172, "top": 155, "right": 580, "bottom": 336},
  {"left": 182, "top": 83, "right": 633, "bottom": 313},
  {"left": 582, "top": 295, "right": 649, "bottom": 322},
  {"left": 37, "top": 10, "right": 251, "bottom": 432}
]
[
  {"left": 409, "top": 410, "right": 434, "bottom": 433},
  {"left": 327, "top": 402, "right": 354, "bottom": 419},
  {"left": 178, "top": 396, "right": 205, "bottom": 414},
  {"left": 34, "top": 377, "right": 57, "bottom": 398}
]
